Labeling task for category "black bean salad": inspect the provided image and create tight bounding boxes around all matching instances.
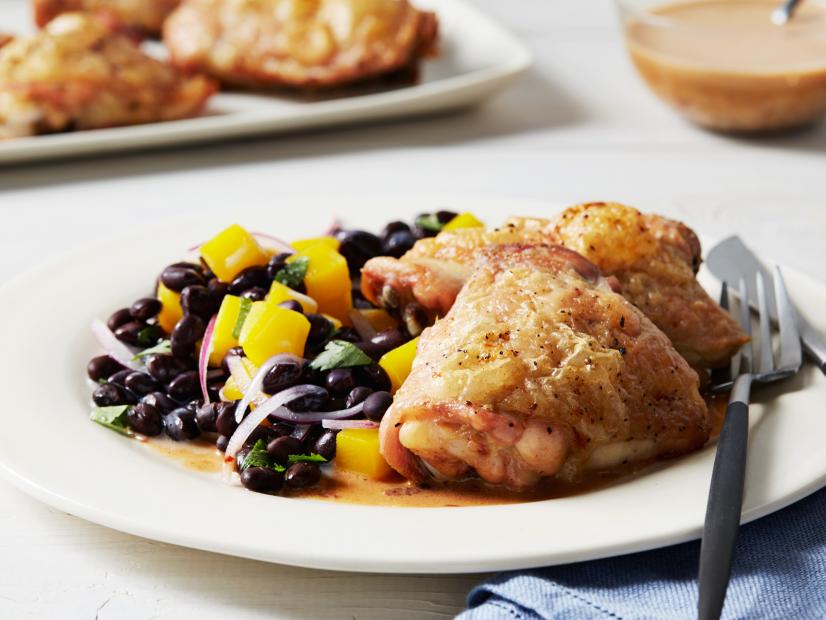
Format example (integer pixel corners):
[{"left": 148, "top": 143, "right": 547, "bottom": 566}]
[{"left": 86, "top": 209, "right": 483, "bottom": 495}]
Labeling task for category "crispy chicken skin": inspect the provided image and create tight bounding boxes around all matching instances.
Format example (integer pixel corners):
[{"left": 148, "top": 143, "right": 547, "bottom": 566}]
[
  {"left": 163, "top": 0, "right": 438, "bottom": 89},
  {"left": 362, "top": 203, "right": 748, "bottom": 367},
  {"left": 0, "top": 13, "right": 215, "bottom": 139},
  {"left": 380, "top": 244, "right": 709, "bottom": 488},
  {"left": 32, "top": 0, "right": 181, "bottom": 35}
]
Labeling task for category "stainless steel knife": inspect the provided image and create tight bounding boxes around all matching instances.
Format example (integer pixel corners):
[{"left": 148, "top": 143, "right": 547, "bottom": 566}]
[{"left": 706, "top": 236, "right": 826, "bottom": 375}]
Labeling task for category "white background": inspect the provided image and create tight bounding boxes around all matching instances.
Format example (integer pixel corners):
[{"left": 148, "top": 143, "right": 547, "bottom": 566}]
[{"left": 1, "top": 0, "right": 825, "bottom": 618}]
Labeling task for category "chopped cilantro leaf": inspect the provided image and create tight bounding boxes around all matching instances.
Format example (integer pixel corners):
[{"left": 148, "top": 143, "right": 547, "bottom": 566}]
[
  {"left": 240, "top": 439, "right": 286, "bottom": 472},
  {"left": 232, "top": 298, "right": 253, "bottom": 340},
  {"left": 308, "top": 340, "right": 373, "bottom": 371},
  {"left": 287, "top": 453, "right": 327, "bottom": 464},
  {"left": 90, "top": 405, "right": 130, "bottom": 435},
  {"left": 137, "top": 325, "right": 161, "bottom": 346},
  {"left": 415, "top": 213, "right": 443, "bottom": 233},
  {"left": 132, "top": 339, "right": 171, "bottom": 360},
  {"left": 275, "top": 256, "right": 310, "bottom": 290}
]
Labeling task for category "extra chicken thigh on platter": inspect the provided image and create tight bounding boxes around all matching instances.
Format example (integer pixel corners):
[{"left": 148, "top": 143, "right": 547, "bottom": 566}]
[
  {"left": 379, "top": 244, "right": 710, "bottom": 488},
  {"left": 362, "top": 202, "right": 747, "bottom": 368}
]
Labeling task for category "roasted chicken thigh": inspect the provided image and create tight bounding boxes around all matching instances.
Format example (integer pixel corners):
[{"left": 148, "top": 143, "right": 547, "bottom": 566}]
[
  {"left": 32, "top": 0, "right": 181, "bottom": 35},
  {"left": 164, "top": 0, "right": 438, "bottom": 88},
  {"left": 362, "top": 203, "right": 747, "bottom": 367},
  {"left": 380, "top": 244, "right": 709, "bottom": 488},
  {"left": 0, "top": 13, "right": 215, "bottom": 139}
]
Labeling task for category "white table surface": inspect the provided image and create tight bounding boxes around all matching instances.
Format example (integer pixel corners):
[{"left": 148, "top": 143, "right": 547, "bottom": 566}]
[{"left": 1, "top": 0, "right": 826, "bottom": 618}]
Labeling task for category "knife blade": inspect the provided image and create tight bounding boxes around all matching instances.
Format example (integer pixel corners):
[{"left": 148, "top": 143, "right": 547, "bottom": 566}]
[{"left": 706, "top": 236, "right": 826, "bottom": 375}]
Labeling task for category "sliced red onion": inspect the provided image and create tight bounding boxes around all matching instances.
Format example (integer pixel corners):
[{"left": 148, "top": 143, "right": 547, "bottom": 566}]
[
  {"left": 251, "top": 232, "right": 294, "bottom": 254},
  {"left": 198, "top": 315, "right": 217, "bottom": 404},
  {"left": 91, "top": 320, "right": 141, "bottom": 370},
  {"left": 322, "top": 419, "right": 378, "bottom": 430},
  {"left": 218, "top": 386, "right": 233, "bottom": 403},
  {"left": 349, "top": 309, "right": 377, "bottom": 341},
  {"left": 223, "top": 384, "right": 326, "bottom": 480},
  {"left": 233, "top": 353, "right": 304, "bottom": 423},
  {"left": 286, "top": 289, "right": 318, "bottom": 313},
  {"left": 268, "top": 402, "right": 365, "bottom": 425},
  {"left": 324, "top": 218, "right": 342, "bottom": 237}
]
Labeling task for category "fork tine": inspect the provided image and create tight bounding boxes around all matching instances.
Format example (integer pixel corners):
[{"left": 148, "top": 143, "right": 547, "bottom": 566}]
[
  {"left": 773, "top": 266, "right": 802, "bottom": 372},
  {"left": 756, "top": 272, "right": 774, "bottom": 374},
  {"left": 737, "top": 278, "right": 753, "bottom": 375},
  {"left": 712, "top": 283, "right": 734, "bottom": 385}
]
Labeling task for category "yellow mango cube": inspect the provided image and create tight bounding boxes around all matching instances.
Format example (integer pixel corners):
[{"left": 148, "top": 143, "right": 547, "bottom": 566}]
[
  {"left": 360, "top": 309, "right": 397, "bottom": 333},
  {"left": 335, "top": 429, "right": 395, "bottom": 480},
  {"left": 290, "top": 236, "right": 339, "bottom": 252},
  {"left": 292, "top": 244, "right": 352, "bottom": 322},
  {"left": 200, "top": 224, "right": 269, "bottom": 283},
  {"left": 379, "top": 337, "right": 419, "bottom": 393},
  {"left": 238, "top": 304, "right": 311, "bottom": 366},
  {"left": 442, "top": 212, "right": 485, "bottom": 231},
  {"left": 156, "top": 281, "right": 183, "bottom": 334},
  {"left": 207, "top": 295, "right": 244, "bottom": 366},
  {"left": 267, "top": 281, "right": 318, "bottom": 313},
  {"left": 221, "top": 376, "right": 244, "bottom": 401}
]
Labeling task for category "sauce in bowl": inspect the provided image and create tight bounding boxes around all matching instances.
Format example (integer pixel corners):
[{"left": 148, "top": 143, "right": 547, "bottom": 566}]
[{"left": 623, "top": 0, "right": 826, "bottom": 132}]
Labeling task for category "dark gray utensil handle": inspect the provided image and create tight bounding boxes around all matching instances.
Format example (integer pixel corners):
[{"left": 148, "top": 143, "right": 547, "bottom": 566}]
[{"left": 698, "top": 400, "right": 749, "bottom": 620}]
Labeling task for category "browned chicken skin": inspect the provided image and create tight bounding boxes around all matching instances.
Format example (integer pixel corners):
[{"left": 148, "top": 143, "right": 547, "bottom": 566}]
[
  {"left": 0, "top": 13, "right": 215, "bottom": 139},
  {"left": 362, "top": 203, "right": 748, "bottom": 368},
  {"left": 32, "top": 0, "right": 181, "bottom": 35},
  {"left": 163, "top": 0, "right": 438, "bottom": 89},
  {"left": 380, "top": 244, "right": 709, "bottom": 488}
]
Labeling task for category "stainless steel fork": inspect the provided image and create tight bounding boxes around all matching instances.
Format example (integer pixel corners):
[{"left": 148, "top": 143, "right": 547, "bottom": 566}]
[{"left": 697, "top": 267, "right": 802, "bottom": 620}]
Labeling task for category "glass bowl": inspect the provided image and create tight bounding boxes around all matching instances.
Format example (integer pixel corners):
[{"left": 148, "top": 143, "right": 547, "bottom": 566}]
[{"left": 616, "top": 0, "right": 826, "bottom": 133}]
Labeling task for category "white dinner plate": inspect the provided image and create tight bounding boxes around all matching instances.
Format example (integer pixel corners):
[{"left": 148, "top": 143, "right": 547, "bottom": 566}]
[
  {"left": 0, "top": 0, "right": 530, "bottom": 164},
  {"left": 1, "top": 195, "right": 825, "bottom": 574}
]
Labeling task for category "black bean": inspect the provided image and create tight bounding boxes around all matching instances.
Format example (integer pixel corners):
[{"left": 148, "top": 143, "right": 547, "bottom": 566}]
[
  {"left": 127, "top": 403, "right": 163, "bottom": 436},
  {"left": 262, "top": 359, "right": 303, "bottom": 394},
  {"left": 92, "top": 383, "right": 134, "bottom": 407},
  {"left": 286, "top": 386, "right": 329, "bottom": 412},
  {"left": 206, "top": 368, "right": 227, "bottom": 384},
  {"left": 216, "top": 435, "right": 229, "bottom": 452},
  {"left": 145, "top": 354, "right": 189, "bottom": 384},
  {"left": 215, "top": 404, "right": 239, "bottom": 436},
  {"left": 195, "top": 402, "right": 222, "bottom": 432},
  {"left": 160, "top": 264, "right": 205, "bottom": 292},
  {"left": 229, "top": 266, "right": 268, "bottom": 295},
  {"left": 345, "top": 386, "right": 373, "bottom": 408},
  {"left": 333, "top": 327, "right": 360, "bottom": 343},
  {"left": 266, "top": 252, "right": 293, "bottom": 281},
  {"left": 436, "top": 210, "right": 458, "bottom": 224},
  {"left": 266, "top": 436, "right": 303, "bottom": 465},
  {"left": 383, "top": 229, "right": 416, "bottom": 258},
  {"left": 325, "top": 368, "right": 356, "bottom": 396},
  {"left": 107, "top": 308, "right": 133, "bottom": 332},
  {"left": 284, "top": 463, "right": 321, "bottom": 489},
  {"left": 363, "top": 391, "right": 393, "bottom": 422},
  {"left": 278, "top": 300, "right": 303, "bottom": 313},
  {"left": 240, "top": 467, "right": 283, "bottom": 493},
  {"left": 185, "top": 399, "right": 201, "bottom": 413},
  {"left": 221, "top": 346, "right": 245, "bottom": 376},
  {"left": 240, "top": 287, "right": 267, "bottom": 301},
  {"left": 313, "top": 430, "right": 337, "bottom": 461},
  {"left": 124, "top": 371, "right": 160, "bottom": 396},
  {"left": 243, "top": 426, "right": 274, "bottom": 448},
  {"left": 180, "top": 285, "right": 217, "bottom": 320},
  {"left": 356, "top": 364, "right": 391, "bottom": 392},
  {"left": 140, "top": 391, "right": 177, "bottom": 415},
  {"left": 87, "top": 355, "right": 126, "bottom": 382},
  {"left": 335, "top": 230, "right": 383, "bottom": 272},
  {"left": 370, "top": 328, "right": 407, "bottom": 354},
  {"left": 113, "top": 321, "right": 148, "bottom": 346},
  {"left": 381, "top": 221, "right": 412, "bottom": 242},
  {"left": 200, "top": 259, "right": 215, "bottom": 280},
  {"left": 167, "top": 370, "right": 200, "bottom": 401},
  {"left": 130, "top": 298, "right": 162, "bottom": 321},
  {"left": 107, "top": 369, "right": 133, "bottom": 386},
  {"left": 164, "top": 408, "right": 200, "bottom": 441},
  {"left": 270, "top": 423, "right": 294, "bottom": 438},
  {"left": 353, "top": 341, "right": 384, "bottom": 360},
  {"left": 300, "top": 364, "right": 326, "bottom": 387},
  {"left": 208, "top": 278, "right": 229, "bottom": 300},
  {"left": 171, "top": 315, "right": 205, "bottom": 357},
  {"left": 305, "top": 314, "right": 333, "bottom": 348}
]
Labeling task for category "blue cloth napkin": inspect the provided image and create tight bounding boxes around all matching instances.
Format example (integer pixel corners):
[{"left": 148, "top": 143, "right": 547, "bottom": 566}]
[{"left": 460, "top": 487, "right": 826, "bottom": 620}]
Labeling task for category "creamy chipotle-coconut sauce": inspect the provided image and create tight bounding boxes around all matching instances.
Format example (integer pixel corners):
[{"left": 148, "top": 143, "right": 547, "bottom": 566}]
[
  {"left": 143, "top": 397, "right": 728, "bottom": 507},
  {"left": 625, "top": 0, "right": 826, "bottom": 131}
]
